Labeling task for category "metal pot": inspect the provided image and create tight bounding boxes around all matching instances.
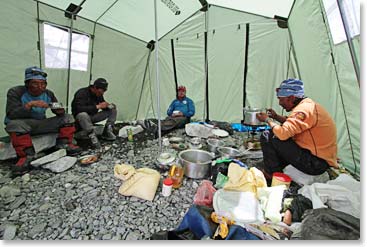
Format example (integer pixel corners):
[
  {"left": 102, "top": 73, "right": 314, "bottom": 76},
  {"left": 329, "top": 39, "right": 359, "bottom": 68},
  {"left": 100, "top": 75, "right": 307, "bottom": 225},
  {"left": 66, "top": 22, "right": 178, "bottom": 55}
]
[
  {"left": 217, "top": 147, "right": 244, "bottom": 159},
  {"left": 243, "top": 107, "right": 265, "bottom": 126},
  {"left": 178, "top": 149, "right": 214, "bottom": 179},
  {"left": 206, "top": 138, "right": 224, "bottom": 153}
]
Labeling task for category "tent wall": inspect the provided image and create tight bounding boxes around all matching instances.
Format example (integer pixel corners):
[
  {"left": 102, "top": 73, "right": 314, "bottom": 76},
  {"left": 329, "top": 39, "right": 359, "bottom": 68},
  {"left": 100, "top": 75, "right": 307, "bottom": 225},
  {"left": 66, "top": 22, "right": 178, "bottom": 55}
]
[
  {"left": 0, "top": 0, "right": 43, "bottom": 137},
  {"left": 288, "top": 0, "right": 360, "bottom": 174},
  {"left": 160, "top": 6, "right": 296, "bottom": 122}
]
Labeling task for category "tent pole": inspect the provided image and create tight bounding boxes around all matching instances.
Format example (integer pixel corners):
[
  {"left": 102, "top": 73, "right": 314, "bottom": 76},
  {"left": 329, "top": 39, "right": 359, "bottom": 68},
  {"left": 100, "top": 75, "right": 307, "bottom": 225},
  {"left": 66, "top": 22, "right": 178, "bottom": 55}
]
[
  {"left": 204, "top": 10, "right": 209, "bottom": 122},
  {"left": 170, "top": 39, "right": 178, "bottom": 90},
  {"left": 154, "top": 0, "right": 162, "bottom": 152},
  {"left": 36, "top": 1, "right": 42, "bottom": 68},
  {"left": 135, "top": 50, "right": 153, "bottom": 120},
  {"left": 336, "top": 0, "right": 360, "bottom": 86},
  {"left": 66, "top": 16, "right": 73, "bottom": 114}
]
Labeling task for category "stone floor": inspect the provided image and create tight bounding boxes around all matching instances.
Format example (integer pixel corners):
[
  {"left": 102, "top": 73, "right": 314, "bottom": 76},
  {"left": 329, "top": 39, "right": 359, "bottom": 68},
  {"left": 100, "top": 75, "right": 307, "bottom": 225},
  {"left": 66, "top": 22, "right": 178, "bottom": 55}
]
[{"left": 0, "top": 126, "right": 264, "bottom": 240}]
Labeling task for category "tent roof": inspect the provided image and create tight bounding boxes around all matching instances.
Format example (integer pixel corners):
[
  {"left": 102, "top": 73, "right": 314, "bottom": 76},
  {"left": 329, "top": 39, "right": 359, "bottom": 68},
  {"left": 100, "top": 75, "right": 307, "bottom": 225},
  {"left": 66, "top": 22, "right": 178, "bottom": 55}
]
[
  {"left": 208, "top": 0, "right": 294, "bottom": 18},
  {"left": 37, "top": 0, "right": 294, "bottom": 42}
]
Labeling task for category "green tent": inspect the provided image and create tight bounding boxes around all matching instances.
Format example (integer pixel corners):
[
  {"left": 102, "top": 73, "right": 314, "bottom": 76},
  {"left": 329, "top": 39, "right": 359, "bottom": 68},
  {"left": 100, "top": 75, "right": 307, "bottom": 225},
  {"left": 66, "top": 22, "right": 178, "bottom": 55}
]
[{"left": 0, "top": 0, "right": 360, "bottom": 176}]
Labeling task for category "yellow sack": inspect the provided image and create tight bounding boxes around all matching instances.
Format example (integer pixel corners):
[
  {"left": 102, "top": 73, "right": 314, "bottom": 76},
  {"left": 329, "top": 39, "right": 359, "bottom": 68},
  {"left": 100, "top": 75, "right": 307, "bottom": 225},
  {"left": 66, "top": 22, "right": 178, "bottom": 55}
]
[
  {"left": 223, "top": 163, "right": 267, "bottom": 195},
  {"left": 114, "top": 164, "right": 160, "bottom": 201},
  {"left": 114, "top": 164, "right": 135, "bottom": 180}
]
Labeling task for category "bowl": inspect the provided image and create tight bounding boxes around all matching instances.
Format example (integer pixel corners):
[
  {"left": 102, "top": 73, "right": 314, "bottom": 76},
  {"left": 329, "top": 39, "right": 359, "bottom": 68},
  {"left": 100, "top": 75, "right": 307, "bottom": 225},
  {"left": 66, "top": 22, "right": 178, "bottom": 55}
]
[
  {"left": 217, "top": 147, "right": 243, "bottom": 159},
  {"left": 206, "top": 138, "right": 224, "bottom": 153},
  {"left": 178, "top": 149, "right": 214, "bottom": 179}
]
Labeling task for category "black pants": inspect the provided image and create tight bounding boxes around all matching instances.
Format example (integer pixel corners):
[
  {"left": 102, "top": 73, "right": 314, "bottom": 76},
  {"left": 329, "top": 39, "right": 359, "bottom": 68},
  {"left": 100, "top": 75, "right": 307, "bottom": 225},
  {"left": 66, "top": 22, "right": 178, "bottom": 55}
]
[{"left": 260, "top": 130, "right": 329, "bottom": 175}]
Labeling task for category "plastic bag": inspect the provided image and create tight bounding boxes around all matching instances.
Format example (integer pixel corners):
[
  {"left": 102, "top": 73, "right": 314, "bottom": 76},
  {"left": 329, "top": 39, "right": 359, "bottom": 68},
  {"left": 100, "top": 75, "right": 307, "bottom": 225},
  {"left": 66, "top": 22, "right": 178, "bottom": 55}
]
[
  {"left": 193, "top": 180, "right": 217, "bottom": 207},
  {"left": 215, "top": 172, "right": 229, "bottom": 189}
]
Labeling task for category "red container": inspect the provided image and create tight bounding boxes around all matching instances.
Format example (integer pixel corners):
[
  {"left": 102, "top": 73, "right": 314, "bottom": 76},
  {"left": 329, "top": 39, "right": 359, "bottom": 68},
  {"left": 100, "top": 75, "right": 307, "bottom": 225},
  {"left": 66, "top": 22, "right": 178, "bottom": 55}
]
[{"left": 271, "top": 172, "right": 292, "bottom": 188}]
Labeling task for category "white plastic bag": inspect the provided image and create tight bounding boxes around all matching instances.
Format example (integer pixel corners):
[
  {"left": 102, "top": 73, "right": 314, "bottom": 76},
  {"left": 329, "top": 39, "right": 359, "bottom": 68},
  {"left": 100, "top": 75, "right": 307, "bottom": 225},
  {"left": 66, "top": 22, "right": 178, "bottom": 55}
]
[
  {"left": 213, "top": 189, "right": 265, "bottom": 225},
  {"left": 283, "top": 164, "right": 330, "bottom": 185}
]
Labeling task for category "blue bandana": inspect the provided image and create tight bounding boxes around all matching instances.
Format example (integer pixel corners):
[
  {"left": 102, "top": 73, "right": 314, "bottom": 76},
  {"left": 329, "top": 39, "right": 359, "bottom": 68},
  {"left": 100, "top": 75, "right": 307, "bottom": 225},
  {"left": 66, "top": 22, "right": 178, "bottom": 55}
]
[{"left": 276, "top": 78, "right": 304, "bottom": 98}]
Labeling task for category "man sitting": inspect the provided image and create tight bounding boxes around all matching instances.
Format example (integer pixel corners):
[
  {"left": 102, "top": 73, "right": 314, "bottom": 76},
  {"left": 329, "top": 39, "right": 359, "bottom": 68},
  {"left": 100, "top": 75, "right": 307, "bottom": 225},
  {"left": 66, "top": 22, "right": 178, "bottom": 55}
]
[
  {"left": 4, "top": 66, "right": 82, "bottom": 175},
  {"left": 71, "top": 78, "right": 117, "bottom": 149},
  {"left": 139, "top": 85, "right": 195, "bottom": 136}
]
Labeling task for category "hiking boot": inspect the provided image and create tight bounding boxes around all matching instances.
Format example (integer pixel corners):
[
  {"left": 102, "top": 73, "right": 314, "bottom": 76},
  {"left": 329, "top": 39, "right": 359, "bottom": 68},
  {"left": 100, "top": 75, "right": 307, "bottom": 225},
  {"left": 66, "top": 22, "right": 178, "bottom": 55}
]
[
  {"left": 88, "top": 131, "right": 102, "bottom": 149},
  {"left": 56, "top": 141, "right": 83, "bottom": 156},
  {"left": 12, "top": 147, "right": 35, "bottom": 176},
  {"left": 57, "top": 126, "right": 82, "bottom": 155},
  {"left": 101, "top": 125, "right": 116, "bottom": 141}
]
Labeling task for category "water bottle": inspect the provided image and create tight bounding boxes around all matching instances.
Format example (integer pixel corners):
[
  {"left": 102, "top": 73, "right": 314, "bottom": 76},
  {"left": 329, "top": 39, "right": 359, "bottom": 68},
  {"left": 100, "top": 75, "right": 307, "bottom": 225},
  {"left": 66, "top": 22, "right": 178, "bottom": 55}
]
[{"left": 127, "top": 128, "right": 134, "bottom": 142}]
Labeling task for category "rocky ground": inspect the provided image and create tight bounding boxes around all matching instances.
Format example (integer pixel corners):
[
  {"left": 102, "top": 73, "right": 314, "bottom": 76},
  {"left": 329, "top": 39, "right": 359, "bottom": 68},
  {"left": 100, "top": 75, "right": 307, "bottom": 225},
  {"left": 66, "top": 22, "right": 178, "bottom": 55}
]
[{"left": 0, "top": 127, "right": 263, "bottom": 240}]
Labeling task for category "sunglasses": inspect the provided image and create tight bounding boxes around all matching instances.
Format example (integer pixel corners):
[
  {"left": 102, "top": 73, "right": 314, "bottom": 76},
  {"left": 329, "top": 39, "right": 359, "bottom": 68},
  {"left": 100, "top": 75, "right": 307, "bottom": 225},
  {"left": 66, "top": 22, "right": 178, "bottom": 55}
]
[{"left": 29, "top": 69, "right": 47, "bottom": 78}]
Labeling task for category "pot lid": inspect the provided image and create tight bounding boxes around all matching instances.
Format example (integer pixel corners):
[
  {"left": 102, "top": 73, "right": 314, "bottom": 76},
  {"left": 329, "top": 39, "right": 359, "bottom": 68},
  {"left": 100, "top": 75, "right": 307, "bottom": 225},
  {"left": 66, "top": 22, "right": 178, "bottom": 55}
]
[
  {"left": 157, "top": 152, "right": 176, "bottom": 165},
  {"left": 212, "top": 129, "right": 229, "bottom": 137}
]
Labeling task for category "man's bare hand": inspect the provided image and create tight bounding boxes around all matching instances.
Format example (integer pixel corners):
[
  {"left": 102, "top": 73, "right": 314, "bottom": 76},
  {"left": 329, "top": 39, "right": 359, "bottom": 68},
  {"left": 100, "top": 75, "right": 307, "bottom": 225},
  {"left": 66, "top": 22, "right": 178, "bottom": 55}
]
[
  {"left": 25, "top": 100, "right": 49, "bottom": 110},
  {"left": 97, "top": 102, "right": 109, "bottom": 110}
]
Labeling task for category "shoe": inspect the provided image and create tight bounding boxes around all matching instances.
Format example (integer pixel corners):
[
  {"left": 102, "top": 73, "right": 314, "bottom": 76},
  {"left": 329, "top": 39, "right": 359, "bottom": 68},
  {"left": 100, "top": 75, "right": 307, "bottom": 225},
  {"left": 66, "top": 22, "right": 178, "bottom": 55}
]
[
  {"left": 55, "top": 142, "right": 82, "bottom": 156},
  {"left": 88, "top": 131, "right": 102, "bottom": 149},
  {"left": 101, "top": 125, "right": 116, "bottom": 141},
  {"left": 12, "top": 156, "right": 33, "bottom": 176}
]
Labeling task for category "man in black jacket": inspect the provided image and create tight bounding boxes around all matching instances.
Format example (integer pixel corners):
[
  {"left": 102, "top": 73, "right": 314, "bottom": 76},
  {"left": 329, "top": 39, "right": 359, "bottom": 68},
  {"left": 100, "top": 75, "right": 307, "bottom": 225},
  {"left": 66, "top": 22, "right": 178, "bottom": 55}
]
[
  {"left": 71, "top": 78, "right": 117, "bottom": 149},
  {"left": 4, "top": 66, "right": 82, "bottom": 174}
]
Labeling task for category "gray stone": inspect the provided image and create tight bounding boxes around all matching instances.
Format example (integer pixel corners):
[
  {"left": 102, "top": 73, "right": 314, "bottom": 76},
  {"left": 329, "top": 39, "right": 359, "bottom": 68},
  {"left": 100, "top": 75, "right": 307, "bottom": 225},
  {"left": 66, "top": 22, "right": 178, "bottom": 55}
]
[
  {"left": 0, "top": 133, "right": 58, "bottom": 160},
  {"left": 125, "top": 231, "right": 141, "bottom": 240},
  {"left": 39, "top": 203, "right": 52, "bottom": 212},
  {"left": 0, "top": 186, "right": 21, "bottom": 198},
  {"left": 31, "top": 149, "right": 67, "bottom": 167},
  {"left": 0, "top": 176, "right": 12, "bottom": 184},
  {"left": 28, "top": 223, "right": 47, "bottom": 238},
  {"left": 97, "top": 165, "right": 109, "bottom": 172},
  {"left": 8, "top": 196, "right": 26, "bottom": 210},
  {"left": 3, "top": 224, "right": 17, "bottom": 240},
  {"left": 21, "top": 173, "right": 31, "bottom": 183},
  {"left": 42, "top": 156, "right": 77, "bottom": 173}
]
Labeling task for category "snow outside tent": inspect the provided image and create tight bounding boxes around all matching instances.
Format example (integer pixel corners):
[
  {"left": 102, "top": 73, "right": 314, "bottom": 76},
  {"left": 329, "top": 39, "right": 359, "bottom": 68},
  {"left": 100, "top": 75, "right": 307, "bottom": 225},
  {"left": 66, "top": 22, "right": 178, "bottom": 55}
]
[{"left": 0, "top": 0, "right": 360, "bottom": 176}]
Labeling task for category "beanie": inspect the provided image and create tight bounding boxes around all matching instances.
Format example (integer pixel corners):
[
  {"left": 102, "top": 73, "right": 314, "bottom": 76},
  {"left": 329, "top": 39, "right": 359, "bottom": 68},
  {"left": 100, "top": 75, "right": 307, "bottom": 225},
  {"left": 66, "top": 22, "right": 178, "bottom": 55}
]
[
  {"left": 24, "top": 66, "right": 47, "bottom": 82},
  {"left": 276, "top": 78, "right": 304, "bottom": 98},
  {"left": 93, "top": 78, "right": 108, "bottom": 90}
]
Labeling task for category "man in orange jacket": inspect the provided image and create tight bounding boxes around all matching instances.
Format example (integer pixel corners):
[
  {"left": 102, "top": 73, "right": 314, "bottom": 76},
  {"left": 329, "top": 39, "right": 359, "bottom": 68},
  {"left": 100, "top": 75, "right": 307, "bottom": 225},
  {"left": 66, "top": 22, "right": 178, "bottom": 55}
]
[{"left": 256, "top": 79, "right": 338, "bottom": 178}]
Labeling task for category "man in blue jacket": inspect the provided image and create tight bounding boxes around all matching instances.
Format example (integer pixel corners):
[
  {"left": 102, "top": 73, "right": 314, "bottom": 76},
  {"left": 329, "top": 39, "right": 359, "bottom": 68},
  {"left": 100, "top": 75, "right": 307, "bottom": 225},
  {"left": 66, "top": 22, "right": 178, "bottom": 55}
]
[
  {"left": 166, "top": 85, "right": 195, "bottom": 124},
  {"left": 4, "top": 66, "right": 82, "bottom": 174},
  {"left": 139, "top": 85, "right": 195, "bottom": 136}
]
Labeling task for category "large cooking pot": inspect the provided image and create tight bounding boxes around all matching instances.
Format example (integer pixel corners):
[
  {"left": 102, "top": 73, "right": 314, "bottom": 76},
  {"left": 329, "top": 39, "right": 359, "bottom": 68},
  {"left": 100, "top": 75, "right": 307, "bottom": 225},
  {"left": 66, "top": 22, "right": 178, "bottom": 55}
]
[
  {"left": 178, "top": 149, "right": 214, "bottom": 179},
  {"left": 243, "top": 107, "right": 265, "bottom": 126}
]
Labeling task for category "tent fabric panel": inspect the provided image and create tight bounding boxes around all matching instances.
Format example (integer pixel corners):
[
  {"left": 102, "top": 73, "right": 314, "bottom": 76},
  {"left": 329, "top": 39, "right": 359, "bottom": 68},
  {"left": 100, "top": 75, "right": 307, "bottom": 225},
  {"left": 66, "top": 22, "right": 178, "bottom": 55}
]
[
  {"left": 206, "top": 26, "right": 246, "bottom": 122},
  {"left": 245, "top": 22, "right": 294, "bottom": 114},
  {"left": 0, "top": 0, "right": 42, "bottom": 137},
  {"left": 91, "top": 25, "right": 149, "bottom": 122},
  {"left": 163, "top": 11, "right": 206, "bottom": 41},
  {"left": 332, "top": 41, "right": 360, "bottom": 174},
  {"left": 136, "top": 39, "right": 177, "bottom": 121},
  {"left": 208, "top": 5, "right": 269, "bottom": 31},
  {"left": 289, "top": 0, "right": 359, "bottom": 173},
  {"left": 169, "top": 35, "right": 206, "bottom": 121}
]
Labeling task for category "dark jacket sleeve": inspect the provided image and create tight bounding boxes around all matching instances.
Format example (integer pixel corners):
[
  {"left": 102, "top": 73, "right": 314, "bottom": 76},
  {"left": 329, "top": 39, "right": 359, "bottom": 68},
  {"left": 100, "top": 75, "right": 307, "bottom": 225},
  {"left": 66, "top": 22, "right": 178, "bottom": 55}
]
[
  {"left": 6, "top": 86, "right": 32, "bottom": 120},
  {"left": 72, "top": 88, "right": 99, "bottom": 115}
]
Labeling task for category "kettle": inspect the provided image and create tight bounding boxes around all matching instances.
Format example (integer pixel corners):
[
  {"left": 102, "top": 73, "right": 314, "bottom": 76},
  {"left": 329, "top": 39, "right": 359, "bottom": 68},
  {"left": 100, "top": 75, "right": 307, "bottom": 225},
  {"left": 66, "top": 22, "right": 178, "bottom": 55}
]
[{"left": 243, "top": 106, "right": 266, "bottom": 126}]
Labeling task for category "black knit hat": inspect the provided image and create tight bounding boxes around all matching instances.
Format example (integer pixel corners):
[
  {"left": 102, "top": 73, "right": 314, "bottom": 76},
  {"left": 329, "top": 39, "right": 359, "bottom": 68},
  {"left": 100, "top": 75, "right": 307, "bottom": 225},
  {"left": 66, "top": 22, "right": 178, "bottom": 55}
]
[{"left": 93, "top": 78, "right": 108, "bottom": 90}]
